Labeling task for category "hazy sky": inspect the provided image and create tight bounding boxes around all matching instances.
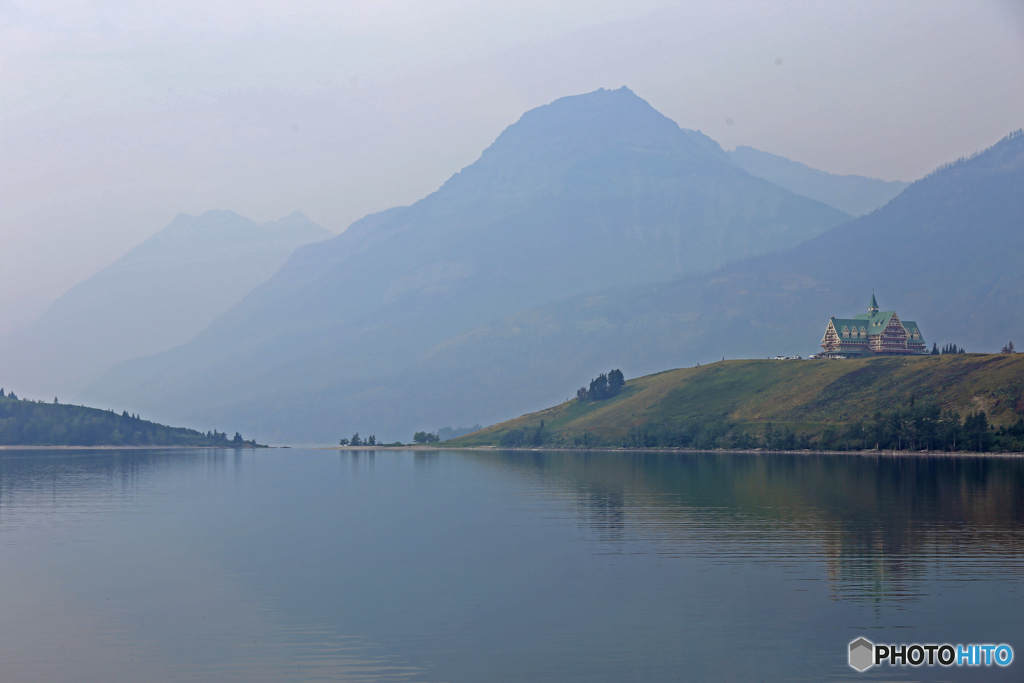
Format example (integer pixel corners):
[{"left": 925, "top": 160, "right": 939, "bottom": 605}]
[{"left": 2, "top": 0, "right": 1023, "bottom": 334}]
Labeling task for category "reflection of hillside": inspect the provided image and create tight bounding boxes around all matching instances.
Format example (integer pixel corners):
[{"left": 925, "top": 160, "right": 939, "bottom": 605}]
[
  {"left": 0, "top": 449, "right": 240, "bottom": 517},
  {"left": 458, "top": 450, "right": 1024, "bottom": 600}
]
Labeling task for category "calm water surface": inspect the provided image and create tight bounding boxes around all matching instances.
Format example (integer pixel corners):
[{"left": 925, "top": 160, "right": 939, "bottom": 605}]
[{"left": 0, "top": 448, "right": 1021, "bottom": 682}]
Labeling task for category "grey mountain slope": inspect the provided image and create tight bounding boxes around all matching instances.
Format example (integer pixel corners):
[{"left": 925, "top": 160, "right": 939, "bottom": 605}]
[
  {"left": 681, "top": 128, "right": 740, "bottom": 168},
  {"left": 81, "top": 87, "right": 850, "bottom": 438},
  {"left": 162, "top": 128, "right": 1024, "bottom": 442},
  {"left": 0, "top": 210, "right": 331, "bottom": 398},
  {"left": 730, "top": 145, "right": 908, "bottom": 216},
  {"left": 368, "top": 129, "right": 1024, "bottom": 431}
]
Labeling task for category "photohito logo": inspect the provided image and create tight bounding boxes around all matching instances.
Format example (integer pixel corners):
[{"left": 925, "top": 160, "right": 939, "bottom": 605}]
[{"left": 848, "top": 638, "right": 1013, "bottom": 672}]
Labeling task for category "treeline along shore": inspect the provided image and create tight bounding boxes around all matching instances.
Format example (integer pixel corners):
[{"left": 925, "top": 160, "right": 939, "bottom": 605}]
[
  {"left": 0, "top": 390, "right": 263, "bottom": 447},
  {"left": 447, "top": 355, "right": 1024, "bottom": 453}
]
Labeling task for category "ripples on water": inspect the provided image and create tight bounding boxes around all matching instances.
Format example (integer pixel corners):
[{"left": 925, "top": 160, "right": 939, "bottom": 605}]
[{"left": 1, "top": 449, "right": 1022, "bottom": 682}]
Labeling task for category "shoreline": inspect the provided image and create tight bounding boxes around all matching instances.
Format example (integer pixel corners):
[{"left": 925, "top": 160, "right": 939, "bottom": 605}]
[
  {"left": 4, "top": 445, "right": 1018, "bottom": 457},
  {"left": 328, "top": 445, "right": 1024, "bottom": 457},
  {"left": 0, "top": 445, "right": 266, "bottom": 451}
]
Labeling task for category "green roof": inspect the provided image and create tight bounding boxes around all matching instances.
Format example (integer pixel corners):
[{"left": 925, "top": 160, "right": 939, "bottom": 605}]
[
  {"left": 827, "top": 311, "right": 925, "bottom": 343},
  {"left": 869, "top": 293, "right": 879, "bottom": 311},
  {"left": 852, "top": 310, "right": 896, "bottom": 329},
  {"left": 901, "top": 320, "right": 925, "bottom": 341}
]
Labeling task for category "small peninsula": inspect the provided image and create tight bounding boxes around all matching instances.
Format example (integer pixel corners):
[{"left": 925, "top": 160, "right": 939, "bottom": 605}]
[{"left": 0, "top": 390, "right": 262, "bottom": 447}]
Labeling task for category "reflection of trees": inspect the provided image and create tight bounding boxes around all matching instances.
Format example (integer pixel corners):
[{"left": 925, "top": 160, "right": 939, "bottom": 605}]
[
  {"left": 576, "top": 486, "right": 627, "bottom": 543},
  {"left": 465, "top": 450, "right": 1024, "bottom": 601},
  {"left": 0, "top": 449, "right": 233, "bottom": 534}
]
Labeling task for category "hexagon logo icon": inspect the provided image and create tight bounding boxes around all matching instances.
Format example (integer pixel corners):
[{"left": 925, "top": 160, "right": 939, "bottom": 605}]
[{"left": 849, "top": 637, "right": 874, "bottom": 672}]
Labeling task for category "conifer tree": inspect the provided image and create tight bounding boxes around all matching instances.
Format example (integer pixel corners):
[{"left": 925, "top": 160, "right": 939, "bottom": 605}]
[{"left": 608, "top": 369, "right": 625, "bottom": 395}]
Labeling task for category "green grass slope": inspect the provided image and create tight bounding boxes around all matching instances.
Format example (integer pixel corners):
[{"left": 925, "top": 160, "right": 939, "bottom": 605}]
[
  {"left": 0, "top": 394, "right": 263, "bottom": 447},
  {"left": 450, "top": 355, "right": 1024, "bottom": 451}
]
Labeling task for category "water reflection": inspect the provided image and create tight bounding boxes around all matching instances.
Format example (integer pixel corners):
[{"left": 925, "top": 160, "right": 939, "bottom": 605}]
[
  {"left": 2, "top": 448, "right": 1023, "bottom": 682},
  {"left": 471, "top": 451, "right": 1024, "bottom": 601}
]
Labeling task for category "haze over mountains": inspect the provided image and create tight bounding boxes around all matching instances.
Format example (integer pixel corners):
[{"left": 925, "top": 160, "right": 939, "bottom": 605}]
[
  {"left": 729, "top": 146, "right": 909, "bottom": 216},
  {"left": 0, "top": 210, "right": 331, "bottom": 398},
  {"left": 91, "top": 121, "right": 1023, "bottom": 444},
  {"left": 11, "top": 86, "right": 1016, "bottom": 445},
  {"left": 396, "top": 128, "right": 1024, "bottom": 427},
  {"left": 79, "top": 87, "right": 852, "bottom": 440}
]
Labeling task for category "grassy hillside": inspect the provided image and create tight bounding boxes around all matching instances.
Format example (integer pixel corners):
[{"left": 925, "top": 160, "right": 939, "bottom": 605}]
[
  {"left": 449, "top": 355, "right": 1024, "bottom": 452},
  {"left": 0, "top": 393, "right": 263, "bottom": 447}
]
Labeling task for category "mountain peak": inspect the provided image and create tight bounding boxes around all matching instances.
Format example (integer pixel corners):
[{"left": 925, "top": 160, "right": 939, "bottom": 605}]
[
  {"left": 493, "top": 86, "right": 682, "bottom": 148},
  {"left": 437, "top": 87, "right": 724, "bottom": 199}
]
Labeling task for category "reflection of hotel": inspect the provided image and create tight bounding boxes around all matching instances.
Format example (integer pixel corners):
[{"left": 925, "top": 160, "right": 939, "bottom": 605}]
[{"left": 821, "top": 294, "right": 927, "bottom": 358}]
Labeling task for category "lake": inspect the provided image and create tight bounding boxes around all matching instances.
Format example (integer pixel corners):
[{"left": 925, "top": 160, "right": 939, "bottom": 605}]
[{"left": 1, "top": 448, "right": 1021, "bottom": 681}]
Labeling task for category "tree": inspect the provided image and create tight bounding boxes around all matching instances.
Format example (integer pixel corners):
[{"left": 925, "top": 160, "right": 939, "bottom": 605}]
[
  {"left": 232, "top": 432, "right": 243, "bottom": 444},
  {"left": 576, "top": 387, "right": 588, "bottom": 401},
  {"left": 589, "top": 373, "right": 609, "bottom": 400},
  {"left": 499, "top": 429, "right": 525, "bottom": 447},
  {"left": 931, "top": 343, "right": 939, "bottom": 355},
  {"left": 367, "top": 435, "right": 376, "bottom": 446},
  {"left": 529, "top": 421, "right": 545, "bottom": 446},
  {"left": 339, "top": 437, "right": 350, "bottom": 446},
  {"left": 608, "top": 369, "right": 625, "bottom": 395},
  {"left": 413, "top": 431, "right": 440, "bottom": 443},
  {"left": 869, "top": 410, "right": 886, "bottom": 450},
  {"left": 842, "top": 421, "right": 867, "bottom": 450},
  {"left": 940, "top": 411, "right": 962, "bottom": 450},
  {"left": 1000, "top": 341, "right": 1016, "bottom": 354},
  {"left": 350, "top": 432, "right": 362, "bottom": 446},
  {"left": 963, "top": 411, "right": 992, "bottom": 452},
  {"left": 887, "top": 410, "right": 906, "bottom": 450}
]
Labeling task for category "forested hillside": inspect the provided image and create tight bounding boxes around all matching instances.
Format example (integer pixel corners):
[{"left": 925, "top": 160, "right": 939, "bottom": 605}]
[{"left": 0, "top": 391, "right": 261, "bottom": 447}]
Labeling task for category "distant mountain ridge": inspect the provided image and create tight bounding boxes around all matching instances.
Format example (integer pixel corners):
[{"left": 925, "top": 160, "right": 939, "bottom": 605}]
[
  {"left": 729, "top": 146, "right": 908, "bottom": 216},
  {"left": 131, "top": 126, "right": 1024, "bottom": 443},
  {"left": 80, "top": 87, "right": 851, "bottom": 441},
  {"left": 0, "top": 210, "right": 331, "bottom": 398},
  {"left": 383, "top": 128, "right": 1024, "bottom": 430}
]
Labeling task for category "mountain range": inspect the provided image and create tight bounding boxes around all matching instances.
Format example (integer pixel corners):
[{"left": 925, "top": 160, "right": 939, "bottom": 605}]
[
  {"left": 78, "top": 87, "right": 853, "bottom": 440},
  {"left": 11, "top": 87, "right": 1018, "bottom": 445},
  {"left": 728, "top": 146, "right": 908, "bottom": 216},
  {"left": 385, "top": 129, "right": 1024, "bottom": 429},
  {"left": 0, "top": 210, "right": 331, "bottom": 398}
]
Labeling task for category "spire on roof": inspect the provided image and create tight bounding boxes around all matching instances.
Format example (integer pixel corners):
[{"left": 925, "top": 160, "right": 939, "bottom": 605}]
[{"left": 868, "top": 293, "right": 879, "bottom": 314}]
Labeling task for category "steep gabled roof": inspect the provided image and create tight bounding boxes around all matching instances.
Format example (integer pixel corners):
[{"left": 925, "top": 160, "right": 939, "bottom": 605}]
[
  {"left": 852, "top": 310, "right": 896, "bottom": 331},
  {"left": 830, "top": 318, "right": 871, "bottom": 337},
  {"left": 901, "top": 320, "right": 925, "bottom": 340}
]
